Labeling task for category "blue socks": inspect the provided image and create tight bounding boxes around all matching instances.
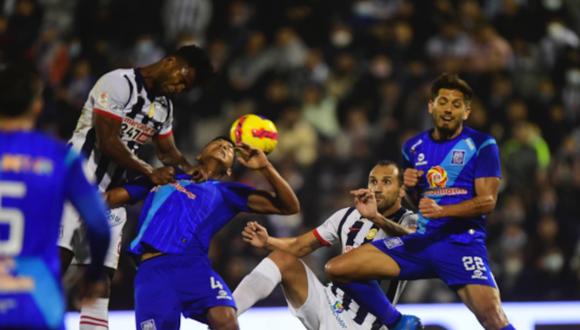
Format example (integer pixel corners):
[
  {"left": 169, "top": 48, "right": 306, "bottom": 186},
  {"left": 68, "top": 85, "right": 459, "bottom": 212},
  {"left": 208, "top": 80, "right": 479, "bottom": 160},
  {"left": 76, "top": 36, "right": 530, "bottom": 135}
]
[
  {"left": 500, "top": 324, "right": 516, "bottom": 330},
  {"left": 337, "top": 280, "right": 401, "bottom": 327}
]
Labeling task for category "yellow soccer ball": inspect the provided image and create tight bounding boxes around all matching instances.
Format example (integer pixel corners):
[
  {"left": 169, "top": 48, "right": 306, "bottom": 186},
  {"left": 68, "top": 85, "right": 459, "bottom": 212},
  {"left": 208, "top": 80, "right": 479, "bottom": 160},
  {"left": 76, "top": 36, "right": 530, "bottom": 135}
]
[{"left": 229, "top": 114, "right": 278, "bottom": 154}]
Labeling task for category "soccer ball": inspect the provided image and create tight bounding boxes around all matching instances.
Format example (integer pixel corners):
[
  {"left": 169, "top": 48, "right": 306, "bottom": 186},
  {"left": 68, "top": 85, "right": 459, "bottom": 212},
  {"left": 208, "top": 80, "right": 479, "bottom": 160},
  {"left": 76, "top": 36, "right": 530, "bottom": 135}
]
[{"left": 229, "top": 114, "right": 278, "bottom": 154}]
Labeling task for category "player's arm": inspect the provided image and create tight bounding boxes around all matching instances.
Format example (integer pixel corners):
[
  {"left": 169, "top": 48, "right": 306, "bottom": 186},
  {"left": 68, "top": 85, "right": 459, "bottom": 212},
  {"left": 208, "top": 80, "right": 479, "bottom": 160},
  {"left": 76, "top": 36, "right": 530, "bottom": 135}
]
[
  {"left": 237, "top": 145, "right": 300, "bottom": 215},
  {"left": 63, "top": 149, "right": 110, "bottom": 279},
  {"left": 241, "top": 221, "right": 322, "bottom": 258},
  {"left": 152, "top": 129, "right": 196, "bottom": 174},
  {"left": 351, "top": 189, "right": 412, "bottom": 236},
  {"left": 105, "top": 176, "right": 153, "bottom": 208},
  {"left": 419, "top": 177, "right": 500, "bottom": 219}
]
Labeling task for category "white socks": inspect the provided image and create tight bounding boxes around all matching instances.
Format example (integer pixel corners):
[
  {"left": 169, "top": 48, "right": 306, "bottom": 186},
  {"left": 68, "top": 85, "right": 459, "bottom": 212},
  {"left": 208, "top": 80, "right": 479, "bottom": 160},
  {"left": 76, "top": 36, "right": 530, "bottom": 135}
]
[
  {"left": 80, "top": 298, "right": 109, "bottom": 329},
  {"left": 233, "top": 257, "right": 282, "bottom": 315}
]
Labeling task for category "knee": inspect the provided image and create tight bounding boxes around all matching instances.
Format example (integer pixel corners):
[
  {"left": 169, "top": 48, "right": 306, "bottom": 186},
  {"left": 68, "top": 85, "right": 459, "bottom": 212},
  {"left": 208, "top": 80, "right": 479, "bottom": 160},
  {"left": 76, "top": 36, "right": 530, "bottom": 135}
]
[
  {"left": 268, "top": 250, "right": 300, "bottom": 273},
  {"left": 324, "top": 258, "right": 348, "bottom": 283}
]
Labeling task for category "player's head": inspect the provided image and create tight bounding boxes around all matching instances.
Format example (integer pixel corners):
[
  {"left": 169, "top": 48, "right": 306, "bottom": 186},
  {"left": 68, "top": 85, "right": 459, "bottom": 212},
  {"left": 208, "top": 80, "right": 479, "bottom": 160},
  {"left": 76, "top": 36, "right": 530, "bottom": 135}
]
[
  {"left": 368, "top": 160, "right": 404, "bottom": 214},
  {"left": 156, "top": 45, "right": 214, "bottom": 96},
  {"left": 428, "top": 73, "right": 473, "bottom": 136},
  {"left": 0, "top": 61, "right": 43, "bottom": 119},
  {"left": 196, "top": 136, "right": 235, "bottom": 177}
]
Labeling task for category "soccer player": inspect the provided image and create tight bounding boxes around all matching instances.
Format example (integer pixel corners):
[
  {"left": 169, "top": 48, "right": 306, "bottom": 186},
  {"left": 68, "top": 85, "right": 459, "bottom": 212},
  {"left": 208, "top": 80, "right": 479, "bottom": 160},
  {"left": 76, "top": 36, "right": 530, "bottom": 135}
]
[
  {"left": 326, "top": 73, "right": 515, "bottom": 330},
  {"left": 58, "top": 45, "right": 213, "bottom": 329},
  {"left": 0, "top": 62, "right": 110, "bottom": 329},
  {"left": 105, "top": 138, "right": 300, "bottom": 330},
  {"left": 233, "top": 160, "right": 420, "bottom": 330}
]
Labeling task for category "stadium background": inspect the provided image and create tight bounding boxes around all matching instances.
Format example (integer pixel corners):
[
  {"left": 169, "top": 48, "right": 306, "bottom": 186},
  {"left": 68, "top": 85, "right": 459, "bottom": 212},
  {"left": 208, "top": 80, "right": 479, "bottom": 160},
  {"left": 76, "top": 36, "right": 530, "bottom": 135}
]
[{"left": 2, "top": 0, "right": 580, "bottom": 313}]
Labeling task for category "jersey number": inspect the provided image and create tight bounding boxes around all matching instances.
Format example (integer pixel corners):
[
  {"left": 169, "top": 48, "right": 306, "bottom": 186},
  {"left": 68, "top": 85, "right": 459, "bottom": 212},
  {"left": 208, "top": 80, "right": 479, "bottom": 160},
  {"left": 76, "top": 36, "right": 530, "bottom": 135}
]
[
  {"left": 462, "top": 256, "right": 486, "bottom": 271},
  {"left": 0, "top": 181, "right": 26, "bottom": 255},
  {"left": 210, "top": 276, "right": 224, "bottom": 290}
]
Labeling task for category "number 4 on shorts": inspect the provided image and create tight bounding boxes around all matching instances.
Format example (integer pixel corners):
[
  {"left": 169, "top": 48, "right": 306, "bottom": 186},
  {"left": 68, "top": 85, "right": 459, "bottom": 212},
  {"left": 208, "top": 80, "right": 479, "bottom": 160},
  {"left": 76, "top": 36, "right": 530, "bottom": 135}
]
[{"left": 210, "top": 276, "right": 223, "bottom": 290}]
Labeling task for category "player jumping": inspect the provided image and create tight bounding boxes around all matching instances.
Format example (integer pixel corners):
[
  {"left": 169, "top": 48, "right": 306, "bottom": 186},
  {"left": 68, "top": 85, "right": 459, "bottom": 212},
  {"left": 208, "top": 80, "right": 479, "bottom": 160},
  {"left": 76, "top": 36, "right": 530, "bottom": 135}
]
[{"left": 326, "top": 73, "right": 515, "bottom": 330}]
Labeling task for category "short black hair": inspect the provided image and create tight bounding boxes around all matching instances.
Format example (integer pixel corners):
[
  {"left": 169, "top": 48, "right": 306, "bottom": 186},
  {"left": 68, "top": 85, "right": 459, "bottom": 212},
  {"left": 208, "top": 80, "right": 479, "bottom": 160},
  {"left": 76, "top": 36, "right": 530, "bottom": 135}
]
[
  {"left": 208, "top": 135, "right": 234, "bottom": 147},
  {"left": 170, "top": 45, "right": 214, "bottom": 86},
  {"left": 0, "top": 61, "right": 42, "bottom": 117},
  {"left": 373, "top": 160, "right": 403, "bottom": 186},
  {"left": 430, "top": 73, "right": 473, "bottom": 103}
]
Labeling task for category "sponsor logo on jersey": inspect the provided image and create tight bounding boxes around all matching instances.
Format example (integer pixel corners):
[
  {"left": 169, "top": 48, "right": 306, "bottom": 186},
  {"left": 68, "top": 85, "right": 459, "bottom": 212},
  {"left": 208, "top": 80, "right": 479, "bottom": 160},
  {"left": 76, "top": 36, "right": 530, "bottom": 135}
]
[
  {"left": 451, "top": 150, "right": 465, "bottom": 165},
  {"left": 424, "top": 187, "right": 468, "bottom": 197},
  {"left": 415, "top": 152, "right": 428, "bottom": 166},
  {"left": 0, "top": 298, "right": 17, "bottom": 313},
  {"left": 410, "top": 139, "right": 423, "bottom": 153},
  {"left": 383, "top": 237, "right": 403, "bottom": 249},
  {"left": 365, "top": 228, "right": 378, "bottom": 240},
  {"left": 172, "top": 182, "right": 197, "bottom": 200},
  {"left": 217, "top": 289, "right": 232, "bottom": 300},
  {"left": 1, "top": 154, "right": 53, "bottom": 175},
  {"left": 427, "top": 166, "right": 448, "bottom": 188},
  {"left": 332, "top": 301, "right": 345, "bottom": 313},
  {"left": 107, "top": 210, "right": 125, "bottom": 227},
  {"left": 140, "top": 319, "right": 157, "bottom": 330},
  {"left": 120, "top": 117, "right": 157, "bottom": 144}
]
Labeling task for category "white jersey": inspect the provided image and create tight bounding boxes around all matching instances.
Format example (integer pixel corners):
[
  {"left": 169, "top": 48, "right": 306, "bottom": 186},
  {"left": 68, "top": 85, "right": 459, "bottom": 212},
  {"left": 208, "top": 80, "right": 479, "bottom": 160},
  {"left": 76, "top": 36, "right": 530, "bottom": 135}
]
[
  {"left": 68, "top": 68, "right": 174, "bottom": 191},
  {"left": 313, "top": 207, "right": 418, "bottom": 329}
]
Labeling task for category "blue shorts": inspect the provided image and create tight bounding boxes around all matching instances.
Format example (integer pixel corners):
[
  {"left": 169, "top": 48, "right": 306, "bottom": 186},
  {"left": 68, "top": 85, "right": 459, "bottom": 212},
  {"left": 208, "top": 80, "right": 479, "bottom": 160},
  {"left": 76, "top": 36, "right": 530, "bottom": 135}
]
[
  {"left": 134, "top": 254, "right": 236, "bottom": 330},
  {"left": 371, "top": 232, "right": 497, "bottom": 289}
]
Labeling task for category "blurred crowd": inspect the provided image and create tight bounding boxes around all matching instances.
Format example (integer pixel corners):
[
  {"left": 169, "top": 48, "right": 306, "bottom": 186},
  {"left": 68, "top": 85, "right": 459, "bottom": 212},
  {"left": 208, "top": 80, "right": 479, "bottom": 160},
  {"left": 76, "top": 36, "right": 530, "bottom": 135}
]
[{"left": 2, "top": 0, "right": 580, "bottom": 308}]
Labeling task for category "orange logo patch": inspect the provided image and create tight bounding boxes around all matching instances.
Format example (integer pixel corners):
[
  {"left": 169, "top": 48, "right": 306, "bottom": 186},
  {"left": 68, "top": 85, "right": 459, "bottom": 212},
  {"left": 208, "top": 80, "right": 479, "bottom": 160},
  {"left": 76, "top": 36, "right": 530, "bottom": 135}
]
[{"left": 427, "top": 166, "right": 448, "bottom": 188}]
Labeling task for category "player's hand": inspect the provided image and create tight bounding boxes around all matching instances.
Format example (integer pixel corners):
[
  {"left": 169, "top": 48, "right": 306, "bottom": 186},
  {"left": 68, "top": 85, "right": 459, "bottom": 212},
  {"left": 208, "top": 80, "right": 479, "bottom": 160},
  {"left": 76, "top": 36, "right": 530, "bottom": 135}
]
[
  {"left": 148, "top": 166, "right": 176, "bottom": 185},
  {"left": 350, "top": 188, "right": 381, "bottom": 220},
  {"left": 241, "top": 221, "right": 269, "bottom": 248},
  {"left": 419, "top": 197, "right": 445, "bottom": 219},
  {"left": 185, "top": 165, "right": 207, "bottom": 183},
  {"left": 235, "top": 144, "right": 270, "bottom": 170},
  {"left": 403, "top": 168, "right": 423, "bottom": 189}
]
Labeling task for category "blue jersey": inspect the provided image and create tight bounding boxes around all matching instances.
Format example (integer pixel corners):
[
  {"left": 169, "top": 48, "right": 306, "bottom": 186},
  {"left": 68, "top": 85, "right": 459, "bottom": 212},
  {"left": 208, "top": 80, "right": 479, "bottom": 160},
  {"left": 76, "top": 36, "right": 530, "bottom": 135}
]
[
  {"left": 0, "top": 131, "right": 109, "bottom": 329},
  {"left": 127, "top": 176, "right": 255, "bottom": 256},
  {"left": 402, "top": 126, "right": 501, "bottom": 240}
]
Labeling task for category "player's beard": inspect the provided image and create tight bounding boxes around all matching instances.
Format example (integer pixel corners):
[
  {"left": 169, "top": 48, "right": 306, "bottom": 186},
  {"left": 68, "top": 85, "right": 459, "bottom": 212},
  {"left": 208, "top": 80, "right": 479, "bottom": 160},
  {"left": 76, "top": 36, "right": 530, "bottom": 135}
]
[{"left": 435, "top": 117, "right": 462, "bottom": 139}]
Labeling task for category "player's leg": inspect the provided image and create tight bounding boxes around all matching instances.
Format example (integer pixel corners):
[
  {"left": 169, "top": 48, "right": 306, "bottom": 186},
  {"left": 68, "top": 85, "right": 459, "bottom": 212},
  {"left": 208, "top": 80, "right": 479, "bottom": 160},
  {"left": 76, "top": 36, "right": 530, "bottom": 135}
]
[
  {"left": 58, "top": 203, "right": 80, "bottom": 275},
  {"left": 433, "top": 239, "right": 514, "bottom": 330},
  {"left": 134, "top": 257, "right": 181, "bottom": 330},
  {"left": 325, "top": 241, "right": 401, "bottom": 281},
  {"left": 78, "top": 207, "right": 125, "bottom": 330},
  {"left": 233, "top": 249, "right": 309, "bottom": 315},
  {"left": 326, "top": 238, "right": 424, "bottom": 330},
  {"left": 457, "top": 285, "right": 513, "bottom": 330},
  {"left": 207, "top": 306, "right": 239, "bottom": 330}
]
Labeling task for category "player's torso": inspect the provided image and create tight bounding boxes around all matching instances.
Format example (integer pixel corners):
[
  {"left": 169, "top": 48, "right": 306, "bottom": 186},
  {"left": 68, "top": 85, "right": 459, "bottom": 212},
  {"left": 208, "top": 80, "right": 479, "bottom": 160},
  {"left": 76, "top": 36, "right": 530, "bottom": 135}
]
[
  {"left": 0, "top": 131, "right": 67, "bottom": 329},
  {"left": 337, "top": 210, "right": 388, "bottom": 254},
  {"left": 133, "top": 180, "right": 236, "bottom": 254},
  {"left": 72, "top": 69, "right": 171, "bottom": 152}
]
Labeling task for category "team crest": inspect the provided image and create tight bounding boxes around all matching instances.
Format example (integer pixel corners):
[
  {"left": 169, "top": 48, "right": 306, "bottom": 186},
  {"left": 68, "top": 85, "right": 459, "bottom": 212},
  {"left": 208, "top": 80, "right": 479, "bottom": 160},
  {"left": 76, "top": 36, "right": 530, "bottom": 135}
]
[
  {"left": 427, "top": 166, "right": 448, "bottom": 188},
  {"left": 451, "top": 150, "right": 465, "bottom": 165},
  {"left": 365, "top": 228, "right": 378, "bottom": 240},
  {"left": 383, "top": 237, "right": 403, "bottom": 249},
  {"left": 140, "top": 319, "right": 156, "bottom": 330}
]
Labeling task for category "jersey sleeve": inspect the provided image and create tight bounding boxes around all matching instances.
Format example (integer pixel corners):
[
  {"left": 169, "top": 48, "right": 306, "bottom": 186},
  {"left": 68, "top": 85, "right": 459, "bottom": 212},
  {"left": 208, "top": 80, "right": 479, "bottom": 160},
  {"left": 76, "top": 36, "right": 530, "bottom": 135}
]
[
  {"left": 157, "top": 99, "right": 174, "bottom": 138},
  {"left": 313, "top": 208, "right": 350, "bottom": 247},
  {"left": 92, "top": 71, "right": 131, "bottom": 120},
  {"left": 400, "top": 212, "right": 418, "bottom": 230},
  {"left": 122, "top": 176, "right": 154, "bottom": 203},
  {"left": 475, "top": 138, "right": 502, "bottom": 178},
  {"left": 221, "top": 181, "right": 257, "bottom": 212},
  {"left": 63, "top": 148, "right": 110, "bottom": 277}
]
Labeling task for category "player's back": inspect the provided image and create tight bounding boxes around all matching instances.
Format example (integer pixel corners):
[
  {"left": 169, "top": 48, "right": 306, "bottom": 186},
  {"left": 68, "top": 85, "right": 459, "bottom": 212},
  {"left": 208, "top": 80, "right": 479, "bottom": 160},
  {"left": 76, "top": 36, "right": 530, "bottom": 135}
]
[{"left": 0, "top": 130, "right": 76, "bottom": 329}]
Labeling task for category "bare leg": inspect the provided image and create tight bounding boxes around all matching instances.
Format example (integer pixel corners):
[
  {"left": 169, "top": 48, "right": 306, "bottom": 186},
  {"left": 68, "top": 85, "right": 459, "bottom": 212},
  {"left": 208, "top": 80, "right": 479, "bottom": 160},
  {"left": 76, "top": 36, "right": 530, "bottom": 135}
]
[
  {"left": 457, "top": 284, "right": 510, "bottom": 330},
  {"left": 60, "top": 247, "right": 74, "bottom": 276},
  {"left": 325, "top": 243, "right": 401, "bottom": 282},
  {"left": 207, "top": 306, "right": 239, "bottom": 330}
]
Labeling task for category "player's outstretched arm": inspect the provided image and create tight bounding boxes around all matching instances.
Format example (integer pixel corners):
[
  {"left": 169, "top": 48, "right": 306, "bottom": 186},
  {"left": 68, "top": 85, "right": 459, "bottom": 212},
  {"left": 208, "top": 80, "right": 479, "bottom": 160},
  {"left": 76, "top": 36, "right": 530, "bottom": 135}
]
[
  {"left": 241, "top": 221, "right": 322, "bottom": 258},
  {"left": 236, "top": 145, "right": 300, "bottom": 215},
  {"left": 104, "top": 175, "right": 159, "bottom": 208},
  {"left": 153, "top": 133, "right": 197, "bottom": 175},
  {"left": 419, "top": 177, "right": 501, "bottom": 219}
]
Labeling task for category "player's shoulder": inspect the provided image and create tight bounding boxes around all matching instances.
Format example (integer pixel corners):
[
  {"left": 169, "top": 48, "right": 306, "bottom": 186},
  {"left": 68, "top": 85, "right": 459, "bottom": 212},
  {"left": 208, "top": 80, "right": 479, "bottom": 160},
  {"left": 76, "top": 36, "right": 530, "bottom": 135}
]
[
  {"left": 402, "top": 130, "right": 429, "bottom": 152},
  {"left": 11, "top": 131, "right": 75, "bottom": 162},
  {"left": 326, "top": 206, "right": 359, "bottom": 223},
  {"left": 463, "top": 126, "right": 497, "bottom": 148},
  {"left": 94, "top": 68, "right": 134, "bottom": 88}
]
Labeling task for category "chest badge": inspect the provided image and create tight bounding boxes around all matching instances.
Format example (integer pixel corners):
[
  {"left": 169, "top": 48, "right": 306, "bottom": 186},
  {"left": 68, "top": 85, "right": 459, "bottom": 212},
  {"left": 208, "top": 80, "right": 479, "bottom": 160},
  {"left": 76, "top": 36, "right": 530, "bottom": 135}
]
[{"left": 451, "top": 150, "right": 465, "bottom": 165}]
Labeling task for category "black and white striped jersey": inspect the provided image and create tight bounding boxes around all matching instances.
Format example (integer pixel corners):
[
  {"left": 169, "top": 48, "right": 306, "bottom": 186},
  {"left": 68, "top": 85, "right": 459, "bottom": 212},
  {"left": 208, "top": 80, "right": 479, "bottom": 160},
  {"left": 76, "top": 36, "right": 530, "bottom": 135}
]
[
  {"left": 313, "top": 207, "right": 417, "bottom": 329},
  {"left": 68, "top": 68, "right": 173, "bottom": 191}
]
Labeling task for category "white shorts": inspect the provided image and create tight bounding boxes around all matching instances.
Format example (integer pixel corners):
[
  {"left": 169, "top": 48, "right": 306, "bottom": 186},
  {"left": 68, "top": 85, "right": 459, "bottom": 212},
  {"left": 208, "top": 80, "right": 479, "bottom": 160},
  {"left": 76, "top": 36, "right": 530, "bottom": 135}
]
[
  {"left": 58, "top": 202, "right": 126, "bottom": 269},
  {"left": 287, "top": 261, "right": 387, "bottom": 330}
]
